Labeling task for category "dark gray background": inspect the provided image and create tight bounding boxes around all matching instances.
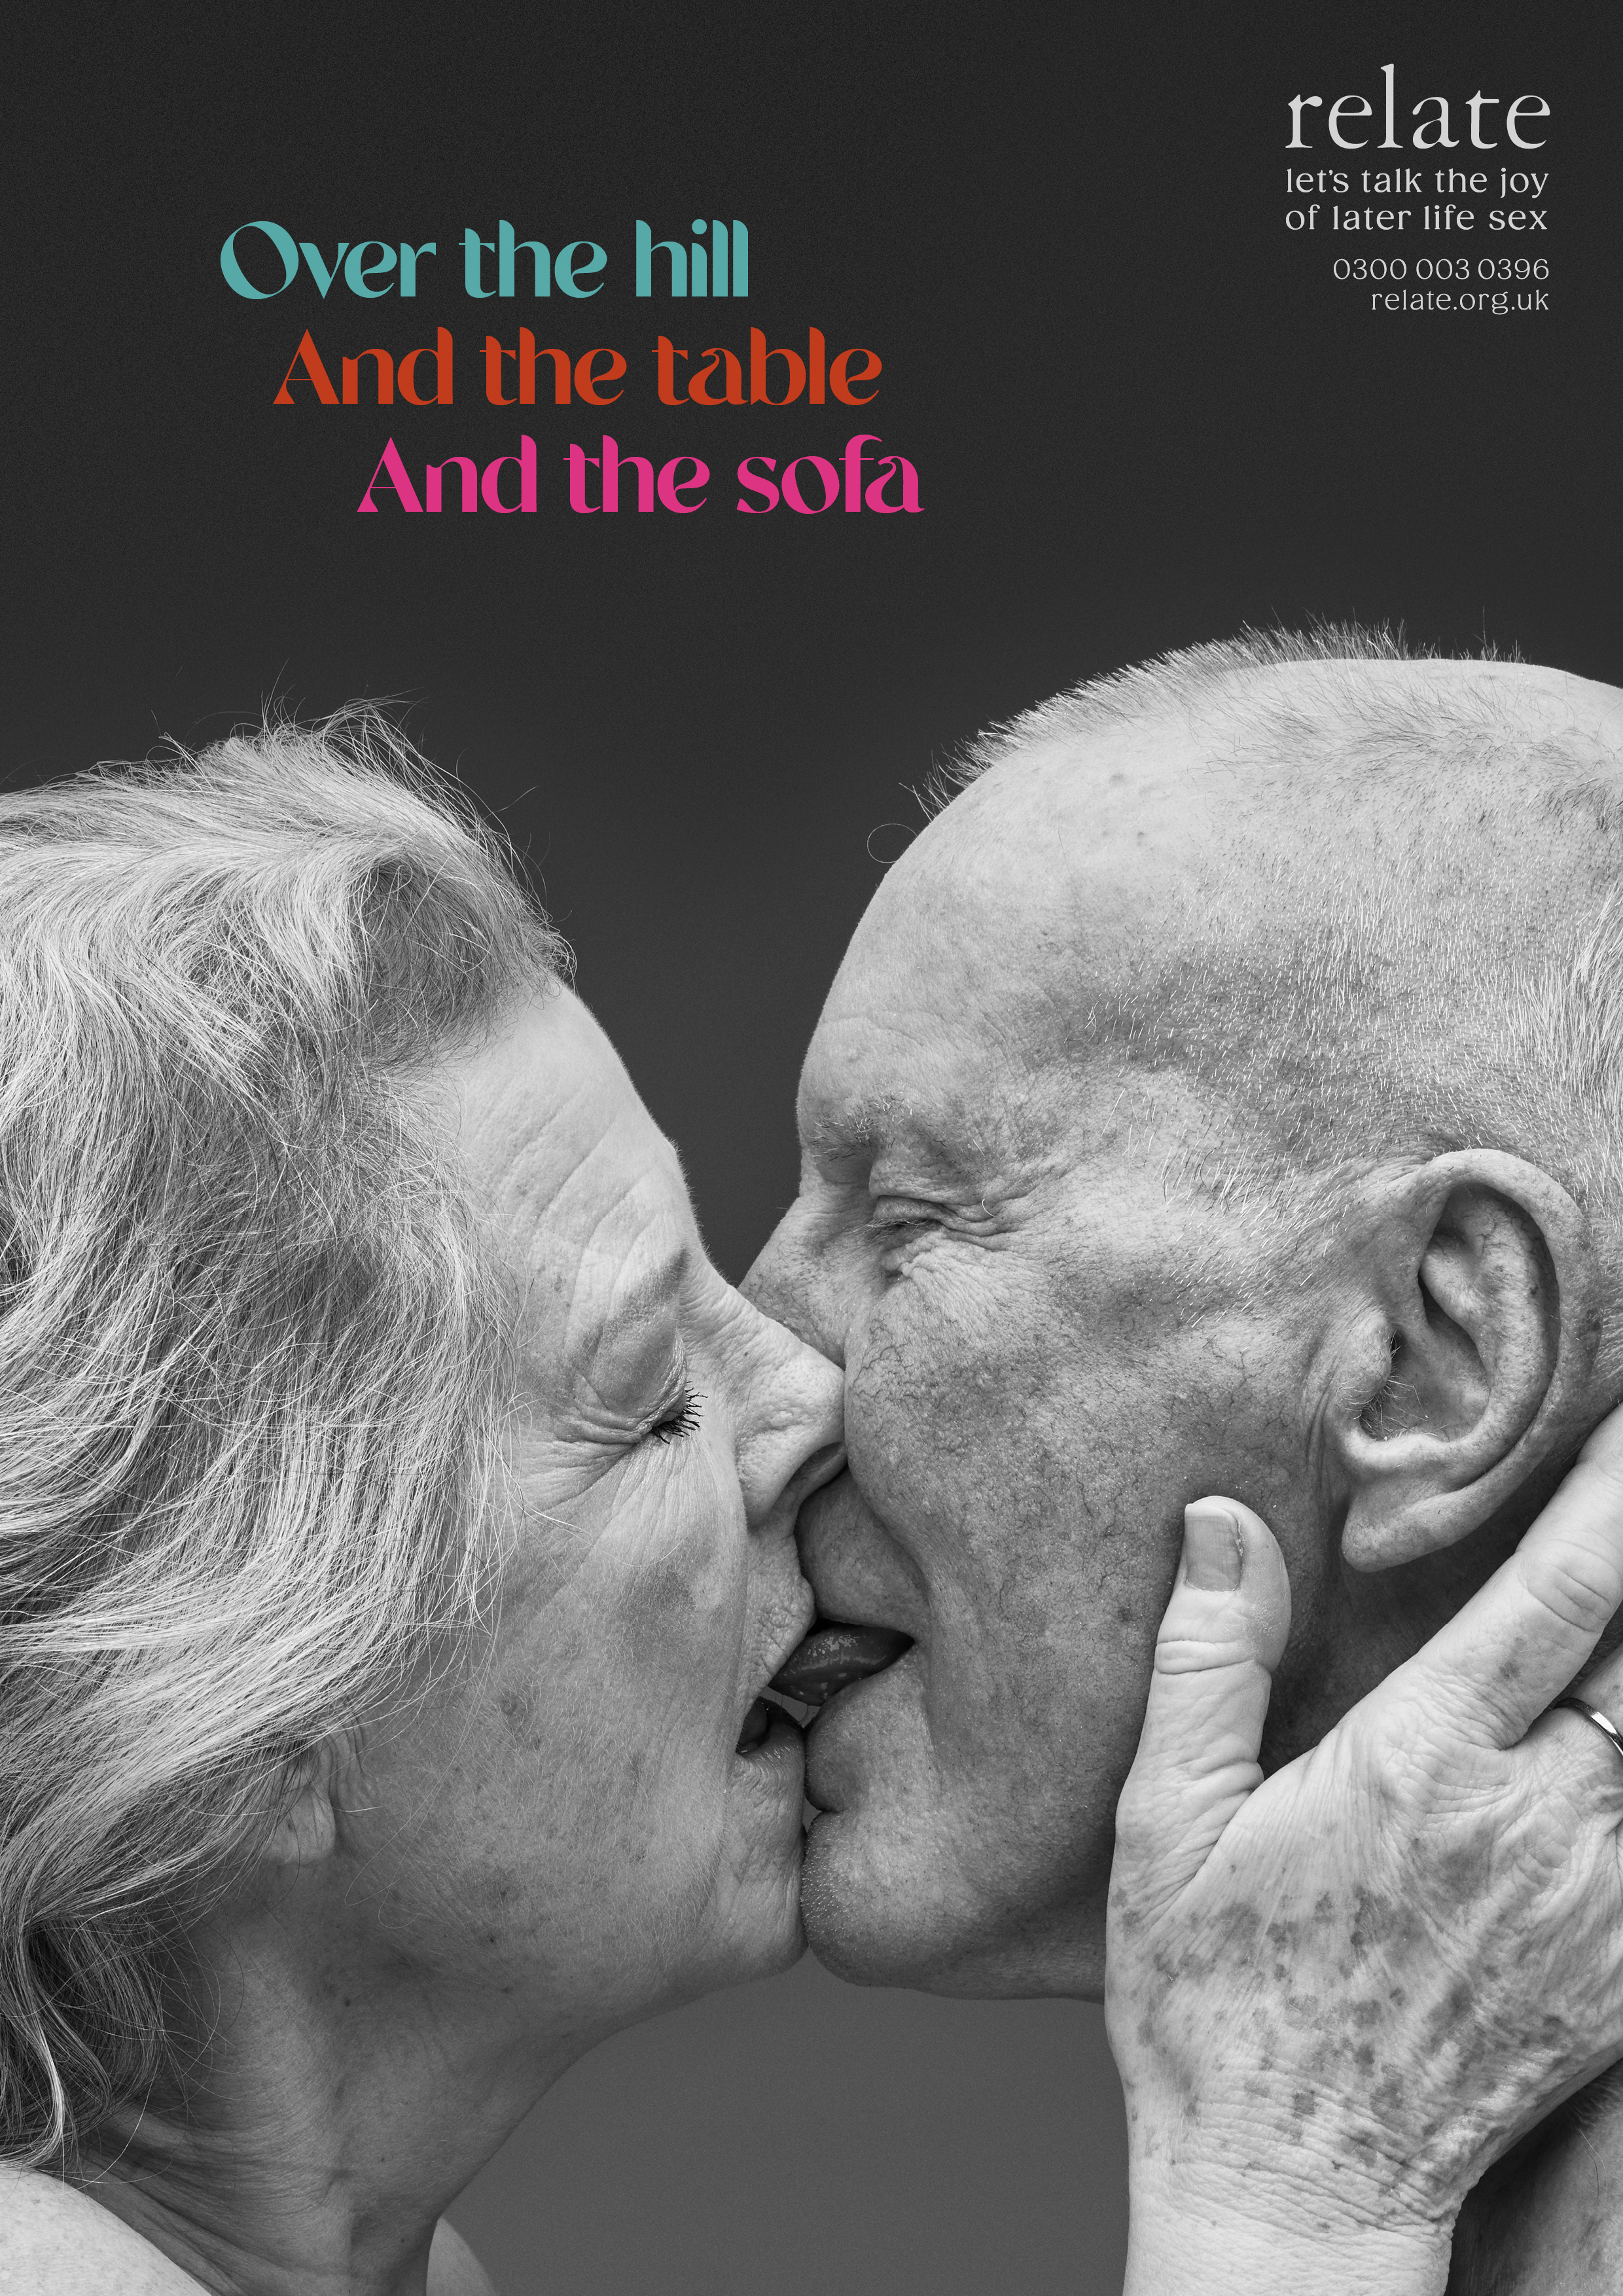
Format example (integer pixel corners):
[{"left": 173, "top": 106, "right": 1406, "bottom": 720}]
[{"left": 9, "top": 3, "right": 1618, "bottom": 2287}]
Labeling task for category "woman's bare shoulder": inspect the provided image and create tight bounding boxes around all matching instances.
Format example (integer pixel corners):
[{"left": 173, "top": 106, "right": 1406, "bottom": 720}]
[
  {"left": 0, "top": 2169, "right": 495, "bottom": 2295},
  {"left": 0, "top": 2164, "right": 206, "bottom": 2294}
]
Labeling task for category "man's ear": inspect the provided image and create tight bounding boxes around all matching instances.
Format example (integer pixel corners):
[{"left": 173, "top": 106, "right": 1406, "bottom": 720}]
[{"left": 1331, "top": 1150, "right": 1599, "bottom": 1571}]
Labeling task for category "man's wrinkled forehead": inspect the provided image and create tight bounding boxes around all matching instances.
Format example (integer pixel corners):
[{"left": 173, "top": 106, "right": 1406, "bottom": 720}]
[{"left": 799, "top": 728, "right": 1215, "bottom": 1151}]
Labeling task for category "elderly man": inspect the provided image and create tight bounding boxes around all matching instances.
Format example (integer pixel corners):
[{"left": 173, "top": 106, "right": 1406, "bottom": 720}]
[{"left": 748, "top": 627, "right": 1623, "bottom": 2293}]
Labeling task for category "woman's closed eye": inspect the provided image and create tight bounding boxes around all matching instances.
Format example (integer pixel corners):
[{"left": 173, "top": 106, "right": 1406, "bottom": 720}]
[{"left": 645, "top": 1385, "right": 705, "bottom": 1444}]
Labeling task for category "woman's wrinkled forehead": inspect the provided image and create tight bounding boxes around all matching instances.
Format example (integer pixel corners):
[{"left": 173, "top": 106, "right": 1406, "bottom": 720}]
[{"left": 444, "top": 984, "right": 696, "bottom": 1331}]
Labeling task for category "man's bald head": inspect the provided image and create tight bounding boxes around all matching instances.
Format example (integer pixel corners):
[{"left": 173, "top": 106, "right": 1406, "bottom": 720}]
[{"left": 913, "top": 630, "right": 1623, "bottom": 1356}]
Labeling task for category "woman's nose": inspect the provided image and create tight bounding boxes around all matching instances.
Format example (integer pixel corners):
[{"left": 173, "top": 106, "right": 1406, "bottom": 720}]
[{"left": 738, "top": 1332, "right": 846, "bottom": 1530}]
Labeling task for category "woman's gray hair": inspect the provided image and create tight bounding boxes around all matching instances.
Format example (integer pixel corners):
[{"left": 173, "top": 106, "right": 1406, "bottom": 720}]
[{"left": 0, "top": 710, "right": 565, "bottom": 2166}]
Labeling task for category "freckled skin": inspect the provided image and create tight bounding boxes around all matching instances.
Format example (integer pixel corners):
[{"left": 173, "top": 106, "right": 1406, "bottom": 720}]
[{"left": 1111, "top": 1692, "right": 1623, "bottom": 2271}]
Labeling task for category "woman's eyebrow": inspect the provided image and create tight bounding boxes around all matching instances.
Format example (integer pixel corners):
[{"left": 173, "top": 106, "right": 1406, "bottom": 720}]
[
  {"left": 558, "top": 1234, "right": 688, "bottom": 1359},
  {"left": 603, "top": 1240, "right": 690, "bottom": 1329}
]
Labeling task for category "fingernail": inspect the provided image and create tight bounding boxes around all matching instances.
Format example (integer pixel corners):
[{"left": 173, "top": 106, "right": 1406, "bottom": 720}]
[{"left": 1183, "top": 1500, "right": 1243, "bottom": 1591}]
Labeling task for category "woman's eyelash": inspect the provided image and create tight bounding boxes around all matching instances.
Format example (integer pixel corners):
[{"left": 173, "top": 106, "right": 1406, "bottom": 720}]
[{"left": 647, "top": 1388, "right": 704, "bottom": 1444}]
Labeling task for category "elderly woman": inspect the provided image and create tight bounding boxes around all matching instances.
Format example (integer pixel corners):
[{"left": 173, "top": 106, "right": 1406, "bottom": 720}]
[{"left": 4, "top": 717, "right": 1623, "bottom": 2296}]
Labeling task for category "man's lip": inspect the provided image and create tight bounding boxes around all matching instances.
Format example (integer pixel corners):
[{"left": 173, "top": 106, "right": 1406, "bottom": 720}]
[
  {"left": 791, "top": 1463, "right": 921, "bottom": 1643},
  {"left": 768, "top": 1620, "right": 914, "bottom": 1708}
]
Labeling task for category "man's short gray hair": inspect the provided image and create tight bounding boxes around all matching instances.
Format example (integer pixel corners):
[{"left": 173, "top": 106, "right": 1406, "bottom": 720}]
[{"left": 0, "top": 711, "right": 564, "bottom": 2166}]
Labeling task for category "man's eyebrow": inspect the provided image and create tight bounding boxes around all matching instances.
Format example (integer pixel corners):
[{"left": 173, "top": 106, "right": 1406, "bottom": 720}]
[{"left": 800, "top": 1095, "right": 981, "bottom": 1183}]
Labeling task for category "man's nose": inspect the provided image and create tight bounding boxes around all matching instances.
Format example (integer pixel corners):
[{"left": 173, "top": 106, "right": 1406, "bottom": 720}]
[
  {"left": 741, "top": 1203, "right": 844, "bottom": 1365},
  {"left": 740, "top": 1210, "right": 794, "bottom": 1318}
]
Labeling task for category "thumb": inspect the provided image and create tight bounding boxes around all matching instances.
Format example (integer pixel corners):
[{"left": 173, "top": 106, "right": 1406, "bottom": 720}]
[{"left": 1112, "top": 1499, "right": 1293, "bottom": 1909}]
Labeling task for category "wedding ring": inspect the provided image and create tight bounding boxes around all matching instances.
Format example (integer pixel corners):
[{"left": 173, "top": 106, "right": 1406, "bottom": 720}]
[{"left": 1551, "top": 1696, "right": 1623, "bottom": 1767}]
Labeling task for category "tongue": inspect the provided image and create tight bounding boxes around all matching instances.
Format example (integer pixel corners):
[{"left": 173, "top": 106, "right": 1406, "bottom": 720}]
[{"left": 770, "top": 1623, "right": 912, "bottom": 1708}]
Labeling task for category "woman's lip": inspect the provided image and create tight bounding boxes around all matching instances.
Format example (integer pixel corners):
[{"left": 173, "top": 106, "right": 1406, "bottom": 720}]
[
  {"left": 734, "top": 1700, "right": 806, "bottom": 1768},
  {"left": 736, "top": 1695, "right": 777, "bottom": 1753},
  {"left": 768, "top": 1621, "right": 914, "bottom": 1708}
]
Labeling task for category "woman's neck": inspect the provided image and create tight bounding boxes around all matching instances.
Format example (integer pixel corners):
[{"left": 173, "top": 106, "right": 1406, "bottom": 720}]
[{"left": 75, "top": 1899, "right": 577, "bottom": 2296}]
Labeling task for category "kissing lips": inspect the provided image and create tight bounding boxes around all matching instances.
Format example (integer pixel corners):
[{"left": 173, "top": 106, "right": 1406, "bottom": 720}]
[
  {"left": 768, "top": 1621, "right": 913, "bottom": 1708},
  {"left": 734, "top": 1623, "right": 912, "bottom": 1754}
]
